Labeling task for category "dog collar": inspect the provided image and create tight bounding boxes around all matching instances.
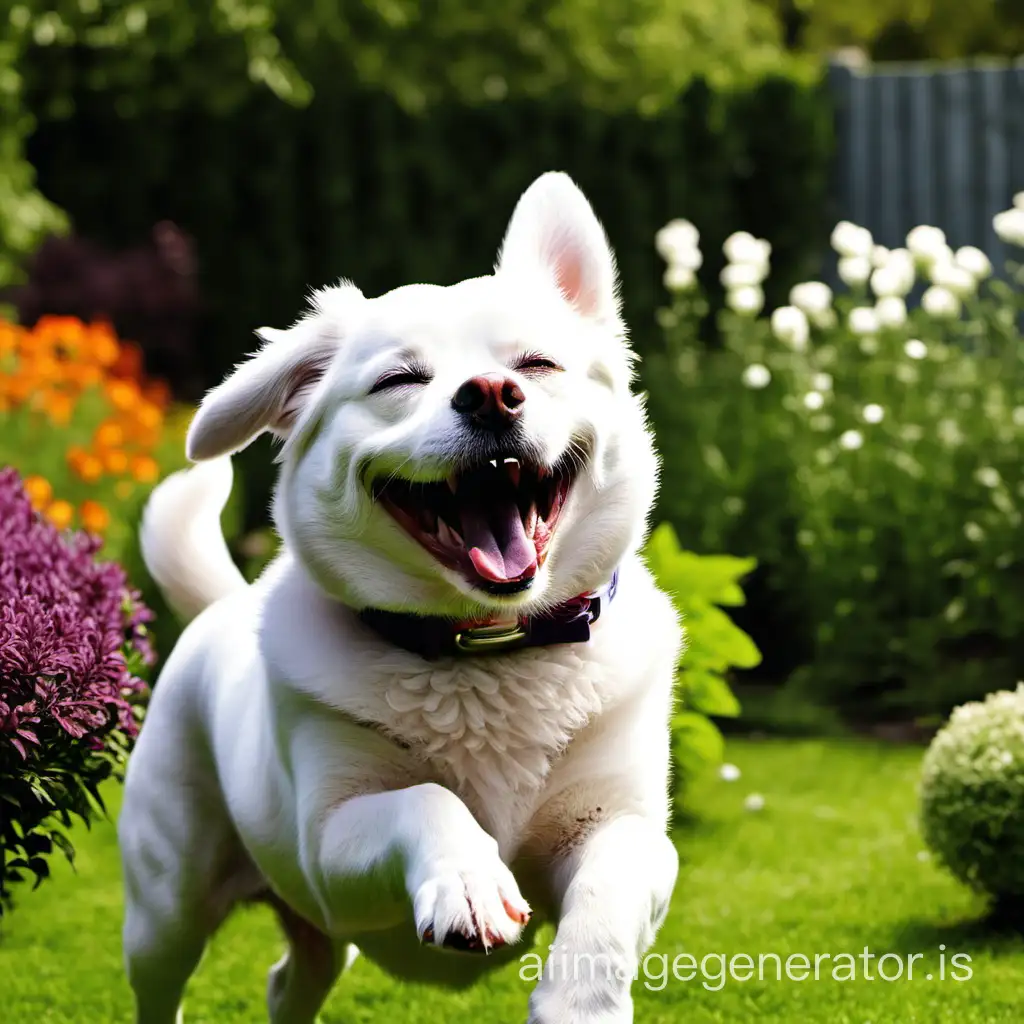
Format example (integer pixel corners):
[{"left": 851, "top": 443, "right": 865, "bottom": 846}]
[{"left": 358, "top": 569, "right": 619, "bottom": 660}]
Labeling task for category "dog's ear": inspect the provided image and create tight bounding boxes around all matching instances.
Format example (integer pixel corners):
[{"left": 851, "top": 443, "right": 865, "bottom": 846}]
[
  {"left": 186, "top": 284, "right": 364, "bottom": 461},
  {"left": 496, "top": 171, "right": 619, "bottom": 324}
]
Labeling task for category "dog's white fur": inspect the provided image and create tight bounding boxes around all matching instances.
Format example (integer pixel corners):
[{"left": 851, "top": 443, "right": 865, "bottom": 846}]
[{"left": 119, "top": 172, "right": 683, "bottom": 1024}]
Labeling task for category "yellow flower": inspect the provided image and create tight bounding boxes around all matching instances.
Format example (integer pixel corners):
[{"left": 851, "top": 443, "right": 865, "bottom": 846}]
[
  {"left": 114, "top": 480, "right": 135, "bottom": 501},
  {"left": 45, "top": 499, "right": 75, "bottom": 530},
  {"left": 23, "top": 475, "right": 53, "bottom": 510},
  {"left": 79, "top": 499, "right": 110, "bottom": 534}
]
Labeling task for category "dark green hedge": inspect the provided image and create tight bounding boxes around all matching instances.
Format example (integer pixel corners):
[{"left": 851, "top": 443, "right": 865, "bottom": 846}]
[{"left": 25, "top": 72, "right": 834, "bottom": 528}]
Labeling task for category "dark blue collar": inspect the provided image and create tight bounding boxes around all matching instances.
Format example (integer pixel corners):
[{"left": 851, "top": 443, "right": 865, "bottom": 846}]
[{"left": 358, "top": 569, "right": 619, "bottom": 660}]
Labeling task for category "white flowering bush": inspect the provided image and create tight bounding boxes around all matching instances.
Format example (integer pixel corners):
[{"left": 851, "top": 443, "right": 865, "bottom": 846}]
[
  {"left": 920, "top": 685, "right": 1024, "bottom": 900},
  {"left": 651, "top": 203, "right": 1024, "bottom": 718}
]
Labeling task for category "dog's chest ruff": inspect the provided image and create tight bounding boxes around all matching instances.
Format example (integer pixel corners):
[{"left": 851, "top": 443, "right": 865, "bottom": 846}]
[{"left": 378, "top": 646, "right": 605, "bottom": 807}]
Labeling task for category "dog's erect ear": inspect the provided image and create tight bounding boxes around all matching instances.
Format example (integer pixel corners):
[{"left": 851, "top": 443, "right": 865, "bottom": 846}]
[
  {"left": 186, "top": 285, "right": 365, "bottom": 461},
  {"left": 496, "top": 171, "right": 619, "bottom": 323}
]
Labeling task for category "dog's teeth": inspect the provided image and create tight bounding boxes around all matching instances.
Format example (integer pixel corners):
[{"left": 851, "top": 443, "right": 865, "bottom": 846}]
[
  {"left": 438, "top": 519, "right": 464, "bottom": 548},
  {"left": 489, "top": 459, "right": 498, "bottom": 469},
  {"left": 505, "top": 459, "right": 521, "bottom": 487},
  {"left": 447, "top": 474, "right": 459, "bottom": 494},
  {"left": 524, "top": 503, "right": 538, "bottom": 537}
]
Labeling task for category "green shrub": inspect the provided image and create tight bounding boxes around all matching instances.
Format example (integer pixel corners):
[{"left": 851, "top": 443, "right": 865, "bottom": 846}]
[
  {"left": 651, "top": 201, "right": 1024, "bottom": 720},
  {"left": 644, "top": 522, "right": 760, "bottom": 806},
  {"left": 920, "top": 685, "right": 1024, "bottom": 902}
]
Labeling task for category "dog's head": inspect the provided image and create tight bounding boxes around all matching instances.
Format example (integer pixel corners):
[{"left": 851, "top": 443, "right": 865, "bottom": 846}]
[{"left": 187, "top": 173, "right": 658, "bottom": 617}]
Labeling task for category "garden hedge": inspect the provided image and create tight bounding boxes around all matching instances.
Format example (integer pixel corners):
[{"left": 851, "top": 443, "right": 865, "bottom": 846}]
[{"left": 21, "top": 69, "right": 833, "bottom": 526}]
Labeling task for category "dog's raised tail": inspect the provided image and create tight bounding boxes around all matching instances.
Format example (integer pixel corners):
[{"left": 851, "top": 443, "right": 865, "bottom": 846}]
[{"left": 140, "top": 458, "right": 248, "bottom": 621}]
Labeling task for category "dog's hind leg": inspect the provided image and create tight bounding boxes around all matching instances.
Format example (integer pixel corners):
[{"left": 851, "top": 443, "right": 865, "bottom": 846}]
[{"left": 265, "top": 893, "right": 356, "bottom": 1024}]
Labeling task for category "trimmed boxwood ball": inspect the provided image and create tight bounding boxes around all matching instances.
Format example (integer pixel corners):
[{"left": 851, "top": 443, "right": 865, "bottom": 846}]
[{"left": 920, "top": 685, "right": 1024, "bottom": 900}]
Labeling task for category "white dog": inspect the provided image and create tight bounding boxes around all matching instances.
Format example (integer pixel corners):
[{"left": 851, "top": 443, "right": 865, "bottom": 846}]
[{"left": 119, "top": 172, "right": 683, "bottom": 1024}]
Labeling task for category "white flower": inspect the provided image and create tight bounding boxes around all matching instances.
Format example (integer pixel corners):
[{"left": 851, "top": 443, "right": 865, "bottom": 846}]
[
  {"left": 727, "top": 285, "right": 765, "bottom": 316},
  {"left": 859, "top": 336, "right": 879, "bottom": 355},
  {"left": 1016, "top": 192, "right": 1024, "bottom": 211},
  {"left": 930, "top": 260, "right": 977, "bottom": 297},
  {"left": 830, "top": 221, "right": 873, "bottom": 258},
  {"left": 976, "top": 467, "right": 1001, "bottom": 488},
  {"left": 789, "top": 281, "right": 833, "bottom": 319},
  {"left": 720, "top": 261, "right": 765, "bottom": 288},
  {"left": 803, "top": 391, "right": 824, "bottom": 410},
  {"left": 871, "top": 244, "right": 890, "bottom": 267},
  {"left": 994, "top": 208, "right": 1024, "bottom": 247},
  {"left": 837, "top": 256, "right": 872, "bottom": 286},
  {"left": 744, "top": 793, "right": 765, "bottom": 812},
  {"left": 922, "top": 285, "right": 961, "bottom": 319},
  {"left": 720, "top": 763, "right": 741, "bottom": 782},
  {"left": 955, "top": 245, "right": 992, "bottom": 280},
  {"left": 813, "top": 372, "right": 833, "bottom": 392},
  {"left": 904, "top": 339, "right": 927, "bottom": 360},
  {"left": 848, "top": 306, "right": 879, "bottom": 335},
  {"left": 862, "top": 403, "right": 884, "bottom": 424},
  {"left": 723, "top": 231, "right": 771, "bottom": 269},
  {"left": 741, "top": 363, "right": 771, "bottom": 389},
  {"left": 770, "top": 305, "right": 810, "bottom": 351},
  {"left": 656, "top": 219, "right": 699, "bottom": 262},
  {"left": 664, "top": 264, "right": 697, "bottom": 292},
  {"left": 839, "top": 429, "right": 864, "bottom": 450},
  {"left": 875, "top": 296, "right": 907, "bottom": 328},
  {"left": 906, "top": 224, "right": 947, "bottom": 262}
]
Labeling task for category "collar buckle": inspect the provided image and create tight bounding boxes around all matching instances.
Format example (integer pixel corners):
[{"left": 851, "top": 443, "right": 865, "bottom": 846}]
[{"left": 453, "top": 621, "right": 527, "bottom": 653}]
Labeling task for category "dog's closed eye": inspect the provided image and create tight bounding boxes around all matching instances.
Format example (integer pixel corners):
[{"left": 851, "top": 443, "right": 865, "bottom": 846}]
[
  {"left": 369, "top": 364, "right": 433, "bottom": 395},
  {"left": 512, "top": 353, "right": 563, "bottom": 377}
]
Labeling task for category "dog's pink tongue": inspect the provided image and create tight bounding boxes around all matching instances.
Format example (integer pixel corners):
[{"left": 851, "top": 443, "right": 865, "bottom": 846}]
[{"left": 460, "top": 499, "right": 537, "bottom": 583}]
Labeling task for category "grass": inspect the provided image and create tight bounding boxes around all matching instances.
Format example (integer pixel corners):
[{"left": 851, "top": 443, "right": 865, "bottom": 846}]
[{"left": 2, "top": 736, "right": 1023, "bottom": 1022}]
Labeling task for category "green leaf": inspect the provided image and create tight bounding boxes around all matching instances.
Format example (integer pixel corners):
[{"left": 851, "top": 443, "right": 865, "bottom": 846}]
[{"left": 682, "top": 671, "right": 742, "bottom": 717}]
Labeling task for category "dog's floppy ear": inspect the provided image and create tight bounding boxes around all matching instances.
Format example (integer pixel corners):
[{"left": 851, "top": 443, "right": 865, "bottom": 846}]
[
  {"left": 496, "top": 171, "right": 620, "bottom": 324},
  {"left": 186, "top": 284, "right": 364, "bottom": 461}
]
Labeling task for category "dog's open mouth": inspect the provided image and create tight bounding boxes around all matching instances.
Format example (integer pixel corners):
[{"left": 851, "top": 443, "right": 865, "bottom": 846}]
[{"left": 371, "top": 457, "right": 574, "bottom": 595}]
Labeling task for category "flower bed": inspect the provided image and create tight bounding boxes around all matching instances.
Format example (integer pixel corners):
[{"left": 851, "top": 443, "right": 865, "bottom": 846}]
[{"left": 649, "top": 196, "right": 1024, "bottom": 720}]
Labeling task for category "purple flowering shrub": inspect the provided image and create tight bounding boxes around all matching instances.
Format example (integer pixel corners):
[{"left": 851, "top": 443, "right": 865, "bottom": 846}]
[{"left": 0, "top": 467, "right": 152, "bottom": 915}]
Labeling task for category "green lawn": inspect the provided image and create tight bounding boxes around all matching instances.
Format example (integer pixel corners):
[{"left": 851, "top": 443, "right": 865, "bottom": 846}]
[{"left": 2, "top": 737, "right": 1022, "bottom": 1022}]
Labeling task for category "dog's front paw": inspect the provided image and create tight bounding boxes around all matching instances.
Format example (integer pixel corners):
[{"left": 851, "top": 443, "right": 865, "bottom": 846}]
[{"left": 412, "top": 854, "right": 530, "bottom": 953}]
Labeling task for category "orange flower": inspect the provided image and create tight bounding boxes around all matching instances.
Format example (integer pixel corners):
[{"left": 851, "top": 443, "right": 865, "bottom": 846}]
[
  {"left": 42, "top": 390, "right": 75, "bottom": 425},
  {"left": 45, "top": 499, "right": 74, "bottom": 530},
  {"left": 79, "top": 500, "right": 110, "bottom": 534},
  {"left": 85, "top": 321, "right": 120, "bottom": 367},
  {"left": 76, "top": 455, "right": 104, "bottom": 483},
  {"left": 34, "top": 315, "right": 86, "bottom": 347},
  {"left": 102, "top": 449, "right": 129, "bottom": 475},
  {"left": 134, "top": 401, "right": 163, "bottom": 431},
  {"left": 66, "top": 445, "right": 89, "bottom": 472},
  {"left": 23, "top": 475, "right": 53, "bottom": 510},
  {"left": 66, "top": 362, "right": 103, "bottom": 390},
  {"left": 110, "top": 340, "right": 144, "bottom": 379},
  {"left": 106, "top": 379, "right": 140, "bottom": 413},
  {"left": 130, "top": 454, "right": 160, "bottom": 484},
  {"left": 94, "top": 420, "right": 125, "bottom": 450}
]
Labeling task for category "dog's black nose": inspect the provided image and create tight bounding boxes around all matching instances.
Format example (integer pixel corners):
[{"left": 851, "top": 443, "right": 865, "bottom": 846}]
[{"left": 451, "top": 375, "right": 525, "bottom": 433}]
